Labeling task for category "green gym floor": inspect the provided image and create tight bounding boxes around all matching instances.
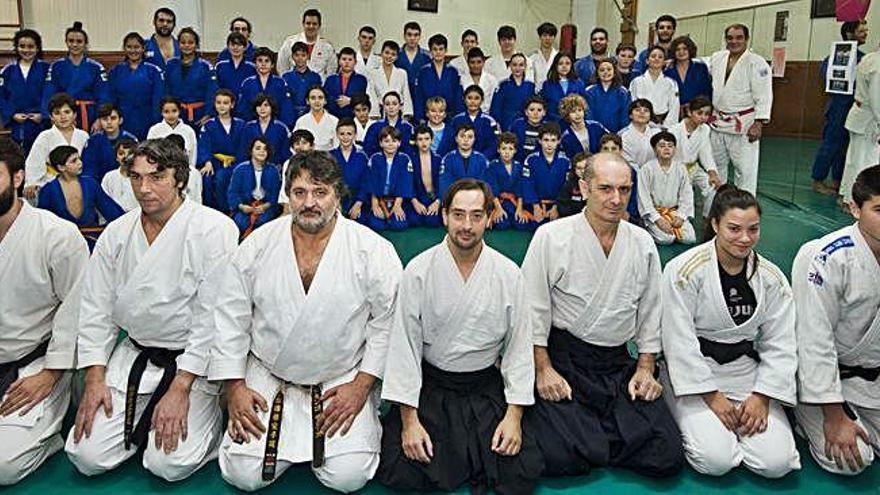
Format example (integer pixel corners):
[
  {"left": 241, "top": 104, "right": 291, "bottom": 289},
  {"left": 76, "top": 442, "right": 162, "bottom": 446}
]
[{"left": 5, "top": 138, "right": 878, "bottom": 494}]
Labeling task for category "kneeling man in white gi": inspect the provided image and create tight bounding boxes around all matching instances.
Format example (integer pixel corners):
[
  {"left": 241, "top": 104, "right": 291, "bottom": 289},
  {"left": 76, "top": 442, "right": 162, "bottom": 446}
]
[
  {"left": 661, "top": 185, "right": 800, "bottom": 478},
  {"left": 377, "top": 178, "right": 542, "bottom": 494},
  {"left": 0, "top": 138, "right": 88, "bottom": 485},
  {"left": 209, "top": 150, "right": 403, "bottom": 492},
  {"left": 521, "top": 152, "right": 684, "bottom": 477},
  {"left": 793, "top": 164, "right": 880, "bottom": 475},
  {"left": 65, "top": 138, "right": 239, "bottom": 481}
]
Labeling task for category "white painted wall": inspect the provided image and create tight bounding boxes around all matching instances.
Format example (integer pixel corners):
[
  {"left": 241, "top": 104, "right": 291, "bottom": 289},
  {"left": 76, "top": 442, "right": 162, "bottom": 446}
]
[{"left": 20, "top": 0, "right": 572, "bottom": 56}]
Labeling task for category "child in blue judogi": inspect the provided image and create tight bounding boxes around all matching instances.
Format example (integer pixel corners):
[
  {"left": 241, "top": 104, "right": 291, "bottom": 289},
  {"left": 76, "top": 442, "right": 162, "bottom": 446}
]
[{"left": 367, "top": 126, "right": 414, "bottom": 231}]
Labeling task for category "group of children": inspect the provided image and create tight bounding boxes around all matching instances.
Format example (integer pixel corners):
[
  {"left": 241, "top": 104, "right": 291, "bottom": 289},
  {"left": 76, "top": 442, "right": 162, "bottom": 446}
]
[{"left": 7, "top": 15, "right": 725, "bottom": 244}]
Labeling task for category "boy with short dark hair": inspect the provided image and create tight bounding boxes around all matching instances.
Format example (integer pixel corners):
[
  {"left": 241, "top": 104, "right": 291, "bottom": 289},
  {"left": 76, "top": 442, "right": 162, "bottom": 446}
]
[
  {"left": 451, "top": 85, "right": 501, "bottom": 159},
  {"left": 408, "top": 125, "right": 443, "bottom": 227},
  {"left": 197, "top": 89, "right": 246, "bottom": 211},
  {"left": 280, "top": 41, "right": 322, "bottom": 122},
  {"left": 482, "top": 131, "right": 528, "bottom": 230},
  {"left": 324, "top": 47, "right": 369, "bottom": 119},
  {"left": 82, "top": 103, "right": 138, "bottom": 181},
  {"left": 331, "top": 117, "right": 370, "bottom": 223},
  {"left": 509, "top": 95, "right": 547, "bottom": 162},
  {"left": 415, "top": 34, "right": 463, "bottom": 122},
  {"left": 367, "top": 126, "right": 414, "bottom": 231},
  {"left": 438, "top": 122, "right": 490, "bottom": 199},
  {"left": 521, "top": 122, "right": 569, "bottom": 227}
]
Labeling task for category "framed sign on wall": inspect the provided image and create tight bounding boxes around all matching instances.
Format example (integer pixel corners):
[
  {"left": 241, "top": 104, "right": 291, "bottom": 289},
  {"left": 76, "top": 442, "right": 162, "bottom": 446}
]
[
  {"left": 810, "top": 0, "right": 836, "bottom": 18},
  {"left": 408, "top": 0, "right": 439, "bottom": 13}
]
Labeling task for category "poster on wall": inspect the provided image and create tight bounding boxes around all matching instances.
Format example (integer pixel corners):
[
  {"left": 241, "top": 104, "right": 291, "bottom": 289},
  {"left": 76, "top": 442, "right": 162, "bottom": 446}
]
[
  {"left": 774, "top": 11, "right": 789, "bottom": 42},
  {"left": 826, "top": 41, "right": 858, "bottom": 94},
  {"left": 772, "top": 47, "right": 787, "bottom": 77}
]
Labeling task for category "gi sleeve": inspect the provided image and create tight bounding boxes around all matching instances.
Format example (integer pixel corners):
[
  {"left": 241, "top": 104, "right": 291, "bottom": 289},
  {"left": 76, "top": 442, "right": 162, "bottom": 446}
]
[
  {"left": 76, "top": 231, "right": 123, "bottom": 369},
  {"left": 660, "top": 260, "right": 718, "bottom": 396},
  {"left": 208, "top": 249, "right": 256, "bottom": 381},
  {"left": 501, "top": 274, "right": 536, "bottom": 406},
  {"left": 793, "top": 242, "right": 845, "bottom": 404},
  {"left": 380, "top": 266, "right": 425, "bottom": 408},
  {"left": 636, "top": 165, "right": 661, "bottom": 223},
  {"left": 360, "top": 240, "right": 403, "bottom": 379},
  {"left": 634, "top": 245, "right": 662, "bottom": 354},
  {"left": 45, "top": 228, "right": 90, "bottom": 369},
  {"left": 676, "top": 164, "right": 695, "bottom": 220},
  {"left": 520, "top": 228, "right": 555, "bottom": 347},
  {"left": 753, "top": 266, "right": 798, "bottom": 406},
  {"left": 177, "top": 219, "right": 238, "bottom": 377},
  {"left": 697, "top": 128, "right": 718, "bottom": 172}
]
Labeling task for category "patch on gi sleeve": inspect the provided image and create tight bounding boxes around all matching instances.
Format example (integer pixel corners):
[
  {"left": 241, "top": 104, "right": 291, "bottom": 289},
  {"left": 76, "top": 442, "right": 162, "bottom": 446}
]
[
  {"left": 807, "top": 270, "right": 824, "bottom": 287},
  {"left": 818, "top": 235, "right": 854, "bottom": 263},
  {"left": 758, "top": 68, "right": 769, "bottom": 77}
]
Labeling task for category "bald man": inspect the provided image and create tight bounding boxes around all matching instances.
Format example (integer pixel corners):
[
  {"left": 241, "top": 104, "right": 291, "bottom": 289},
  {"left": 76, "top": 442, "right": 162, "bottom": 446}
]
[{"left": 521, "top": 152, "right": 685, "bottom": 478}]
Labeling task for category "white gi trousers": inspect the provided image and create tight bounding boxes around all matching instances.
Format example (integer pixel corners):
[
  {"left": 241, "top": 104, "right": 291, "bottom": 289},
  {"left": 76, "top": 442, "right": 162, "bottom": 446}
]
[
  {"left": 687, "top": 163, "right": 716, "bottom": 218},
  {"left": 0, "top": 359, "right": 71, "bottom": 485},
  {"left": 840, "top": 131, "right": 880, "bottom": 203},
  {"left": 218, "top": 357, "right": 381, "bottom": 493},
  {"left": 64, "top": 338, "right": 223, "bottom": 481},
  {"left": 795, "top": 404, "right": 880, "bottom": 475},
  {"left": 645, "top": 219, "right": 697, "bottom": 246},
  {"left": 711, "top": 131, "right": 760, "bottom": 195},
  {"left": 664, "top": 392, "right": 801, "bottom": 478}
]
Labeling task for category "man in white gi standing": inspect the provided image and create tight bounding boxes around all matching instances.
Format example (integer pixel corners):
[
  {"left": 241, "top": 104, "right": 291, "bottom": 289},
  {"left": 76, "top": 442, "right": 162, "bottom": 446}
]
[
  {"left": 793, "top": 164, "right": 880, "bottom": 475},
  {"left": 377, "top": 178, "right": 542, "bottom": 494},
  {"left": 209, "top": 150, "right": 402, "bottom": 492},
  {"left": 65, "top": 138, "right": 239, "bottom": 481},
  {"left": 707, "top": 24, "right": 773, "bottom": 195},
  {"left": 521, "top": 152, "right": 684, "bottom": 478},
  {"left": 0, "top": 138, "right": 88, "bottom": 485},
  {"left": 277, "top": 8, "right": 337, "bottom": 79}
]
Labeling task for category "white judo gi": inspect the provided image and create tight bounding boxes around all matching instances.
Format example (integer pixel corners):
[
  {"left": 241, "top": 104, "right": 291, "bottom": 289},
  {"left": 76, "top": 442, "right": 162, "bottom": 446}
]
[
  {"left": 277, "top": 33, "right": 337, "bottom": 80},
  {"left": 706, "top": 49, "right": 773, "bottom": 194},
  {"left": 209, "top": 214, "right": 402, "bottom": 492},
  {"left": 294, "top": 111, "right": 339, "bottom": 151},
  {"left": 0, "top": 202, "right": 88, "bottom": 485},
  {"left": 637, "top": 158, "right": 697, "bottom": 245},
  {"left": 529, "top": 48, "right": 559, "bottom": 90},
  {"left": 366, "top": 67, "right": 414, "bottom": 118},
  {"left": 24, "top": 126, "right": 89, "bottom": 189},
  {"left": 841, "top": 52, "right": 880, "bottom": 203},
  {"left": 100, "top": 169, "right": 138, "bottom": 212},
  {"left": 629, "top": 72, "right": 680, "bottom": 127},
  {"left": 618, "top": 123, "right": 660, "bottom": 170},
  {"left": 669, "top": 121, "right": 718, "bottom": 217},
  {"left": 65, "top": 199, "right": 238, "bottom": 481},
  {"left": 792, "top": 225, "right": 880, "bottom": 475},
  {"left": 661, "top": 242, "right": 801, "bottom": 478}
]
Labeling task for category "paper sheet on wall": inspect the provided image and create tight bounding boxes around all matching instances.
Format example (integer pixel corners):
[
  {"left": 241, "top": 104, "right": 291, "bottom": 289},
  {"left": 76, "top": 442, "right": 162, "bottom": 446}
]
[
  {"left": 772, "top": 47, "right": 786, "bottom": 77},
  {"left": 826, "top": 41, "right": 858, "bottom": 95}
]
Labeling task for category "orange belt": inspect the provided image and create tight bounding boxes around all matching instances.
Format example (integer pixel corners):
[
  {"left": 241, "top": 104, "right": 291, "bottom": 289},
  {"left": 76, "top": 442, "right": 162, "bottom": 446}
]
[
  {"left": 75, "top": 99, "right": 96, "bottom": 130},
  {"left": 656, "top": 206, "right": 683, "bottom": 240},
  {"left": 181, "top": 102, "right": 205, "bottom": 122},
  {"left": 241, "top": 199, "right": 264, "bottom": 240},
  {"left": 79, "top": 225, "right": 105, "bottom": 244},
  {"left": 498, "top": 192, "right": 518, "bottom": 205}
]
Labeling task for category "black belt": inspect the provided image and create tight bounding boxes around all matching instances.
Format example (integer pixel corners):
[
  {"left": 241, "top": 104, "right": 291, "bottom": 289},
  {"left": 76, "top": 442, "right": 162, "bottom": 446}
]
[
  {"left": 124, "top": 338, "right": 184, "bottom": 450},
  {"left": 0, "top": 340, "right": 50, "bottom": 397},
  {"left": 262, "top": 382, "right": 325, "bottom": 481},
  {"left": 698, "top": 337, "right": 761, "bottom": 365},
  {"left": 840, "top": 364, "right": 880, "bottom": 382}
]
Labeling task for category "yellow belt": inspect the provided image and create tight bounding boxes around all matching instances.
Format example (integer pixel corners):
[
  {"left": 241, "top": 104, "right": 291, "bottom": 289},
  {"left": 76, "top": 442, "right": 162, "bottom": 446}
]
[{"left": 213, "top": 153, "right": 236, "bottom": 168}]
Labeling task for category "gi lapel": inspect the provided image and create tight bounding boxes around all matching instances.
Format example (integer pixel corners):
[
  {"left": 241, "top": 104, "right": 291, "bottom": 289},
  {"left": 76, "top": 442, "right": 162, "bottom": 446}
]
[
  {"left": 838, "top": 228, "right": 880, "bottom": 365},
  {"left": 0, "top": 202, "right": 33, "bottom": 275}
]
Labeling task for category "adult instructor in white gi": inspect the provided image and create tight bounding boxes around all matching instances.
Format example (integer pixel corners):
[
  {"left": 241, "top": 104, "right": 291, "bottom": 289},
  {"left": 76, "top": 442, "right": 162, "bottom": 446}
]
[
  {"left": 209, "top": 150, "right": 402, "bottom": 492},
  {"left": 707, "top": 24, "right": 773, "bottom": 195},
  {"left": 66, "top": 138, "right": 239, "bottom": 481},
  {"left": 0, "top": 138, "right": 88, "bottom": 485}
]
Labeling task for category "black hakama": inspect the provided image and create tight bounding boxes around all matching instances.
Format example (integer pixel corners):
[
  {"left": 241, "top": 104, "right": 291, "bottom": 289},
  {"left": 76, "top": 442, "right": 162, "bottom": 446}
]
[
  {"left": 527, "top": 328, "right": 685, "bottom": 478},
  {"left": 377, "top": 362, "right": 543, "bottom": 494}
]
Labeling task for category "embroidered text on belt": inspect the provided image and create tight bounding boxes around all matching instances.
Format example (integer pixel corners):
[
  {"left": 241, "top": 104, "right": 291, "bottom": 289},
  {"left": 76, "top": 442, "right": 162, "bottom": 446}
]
[
  {"left": 0, "top": 340, "right": 50, "bottom": 398},
  {"left": 213, "top": 153, "right": 236, "bottom": 168},
  {"left": 75, "top": 99, "right": 96, "bottom": 130},
  {"left": 698, "top": 337, "right": 761, "bottom": 365},
  {"left": 124, "top": 338, "right": 185, "bottom": 450},
  {"left": 262, "top": 382, "right": 325, "bottom": 481},
  {"left": 181, "top": 102, "right": 205, "bottom": 122},
  {"left": 708, "top": 107, "right": 756, "bottom": 133}
]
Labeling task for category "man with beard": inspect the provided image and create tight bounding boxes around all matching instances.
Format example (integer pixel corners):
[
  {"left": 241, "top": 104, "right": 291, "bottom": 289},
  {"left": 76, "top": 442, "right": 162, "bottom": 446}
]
[
  {"left": 0, "top": 137, "right": 88, "bottom": 485},
  {"left": 209, "top": 150, "right": 402, "bottom": 492},
  {"left": 377, "top": 178, "right": 542, "bottom": 494},
  {"left": 521, "top": 152, "right": 684, "bottom": 477},
  {"left": 574, "top": 27, "right": 615, "bottom": 84},
  {"left": 705, "top": 24, "right": 773, "bottom": 195},
  {"left": 637, "top": 15, "right": 677, "bottom": 71},
  {"left": 277, "top": 8, "right": 337, "bottom": 79},
  {"left": 65, "top": 138, "right": 238, "bottom": 481},
  {"left": 144, "top": 7, "right": 179, "bottom": 72}
]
